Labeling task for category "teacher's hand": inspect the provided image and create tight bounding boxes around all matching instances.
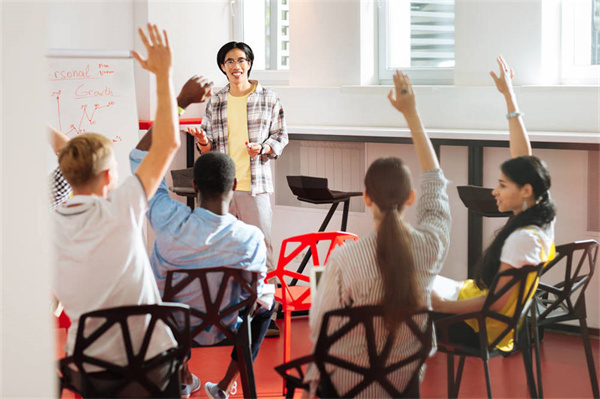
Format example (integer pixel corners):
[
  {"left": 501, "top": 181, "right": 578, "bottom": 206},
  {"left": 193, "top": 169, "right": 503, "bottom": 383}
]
[{"left": 246, "top": 142, "right": 262, "bottom": 158}]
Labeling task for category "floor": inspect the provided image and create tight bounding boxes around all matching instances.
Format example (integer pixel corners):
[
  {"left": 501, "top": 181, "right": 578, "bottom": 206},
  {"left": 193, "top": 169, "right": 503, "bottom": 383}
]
[{"left": 58, "top": 316, "right": 599, "bottom": 398}]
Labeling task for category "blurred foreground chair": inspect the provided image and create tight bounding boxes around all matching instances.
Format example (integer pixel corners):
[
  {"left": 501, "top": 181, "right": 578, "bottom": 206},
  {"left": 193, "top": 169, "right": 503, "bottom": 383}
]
[
  {"left": 275, "top": 305, "right": 433, "bottom": 398},
  {"left": 531, "top": 239, "right": 599, "bottom": 398},
  {"left": 162, "top": 267, "right": 259, "bottom": 398},
  {"left": 435, "top": 263, "right": 545, "bottom": 398},
  {"left": 58, "top": 303, "right": 190, "bottom": 398}
]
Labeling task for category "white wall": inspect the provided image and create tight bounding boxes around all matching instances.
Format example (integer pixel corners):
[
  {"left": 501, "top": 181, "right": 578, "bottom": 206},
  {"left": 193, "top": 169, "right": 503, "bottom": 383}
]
[{"left": 2, "top": 2, "right": 55, "bottom": 397}]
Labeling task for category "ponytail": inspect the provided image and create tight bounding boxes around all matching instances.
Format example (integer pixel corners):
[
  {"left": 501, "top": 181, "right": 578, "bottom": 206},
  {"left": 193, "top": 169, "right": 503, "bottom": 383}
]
[{"left": 376, "top": 208, "right": 420, "bottom": 327}]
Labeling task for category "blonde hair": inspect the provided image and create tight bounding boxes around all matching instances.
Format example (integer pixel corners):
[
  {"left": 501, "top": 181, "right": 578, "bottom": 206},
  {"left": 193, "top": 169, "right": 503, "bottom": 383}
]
[{"left": 58, "top": 133, "right": 114, "bottom": 188}]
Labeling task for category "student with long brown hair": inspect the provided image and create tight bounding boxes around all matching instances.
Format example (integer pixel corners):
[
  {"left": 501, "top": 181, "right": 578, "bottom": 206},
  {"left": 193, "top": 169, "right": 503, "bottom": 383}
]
[{"left": 305, "top": 71, "right": 451, "bottom": 397}]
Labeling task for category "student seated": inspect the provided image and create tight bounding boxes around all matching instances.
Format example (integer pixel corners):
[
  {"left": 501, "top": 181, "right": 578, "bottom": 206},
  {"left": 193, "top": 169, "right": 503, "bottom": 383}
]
[
  {"left": 305, "top": 71, "right": 451, "bottom": 397},
  {"left": 52, "top": 23, "right": 183, "bottom": 392},
  {"left": 130, "top": 134, "right": 274, "bottom": 399},
  {"left": 432, "top": 56, "right": 556, "bottom": 352}
]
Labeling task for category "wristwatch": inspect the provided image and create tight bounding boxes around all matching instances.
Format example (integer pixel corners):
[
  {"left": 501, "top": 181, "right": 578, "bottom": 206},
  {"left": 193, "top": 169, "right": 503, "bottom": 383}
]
[{"left": 259, "top": 143, "right": 265, "bottom": 155}]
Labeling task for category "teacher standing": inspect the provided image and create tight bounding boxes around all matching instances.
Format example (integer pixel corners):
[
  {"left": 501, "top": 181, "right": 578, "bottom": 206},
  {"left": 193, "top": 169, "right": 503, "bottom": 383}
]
[{"left": 187, "top": 41, "right": 288, "bottom": 335}]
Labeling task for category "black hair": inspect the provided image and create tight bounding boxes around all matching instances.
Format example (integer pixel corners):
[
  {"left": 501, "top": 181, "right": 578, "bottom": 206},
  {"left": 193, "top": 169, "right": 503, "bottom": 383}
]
[
  {"left": 364, "top": 157, "right": 419, "bottom": 328},
  {"left": 475, "top": 156, "right": 556, "bottom": 289},
  {"left": 193, "top": 152, "right": 236, "bottom": 201},
  {"left": 216, "top": 41, "right": 254, "bottom": 78}
]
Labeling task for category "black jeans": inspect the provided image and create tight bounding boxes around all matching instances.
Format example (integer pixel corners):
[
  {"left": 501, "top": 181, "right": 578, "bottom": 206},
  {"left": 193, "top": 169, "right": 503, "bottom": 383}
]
[{"left": 432, "top": 312, "right": 481, "bottom": 348}]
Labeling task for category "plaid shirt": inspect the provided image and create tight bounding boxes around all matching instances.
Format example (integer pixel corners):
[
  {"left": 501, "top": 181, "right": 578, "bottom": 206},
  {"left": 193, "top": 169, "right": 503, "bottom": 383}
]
[
  {"left": 200, "top": 81, "right": 288, "bottom": 195},
  {"left": 50, "top": 167, "right": 72, "bottom": 209}
]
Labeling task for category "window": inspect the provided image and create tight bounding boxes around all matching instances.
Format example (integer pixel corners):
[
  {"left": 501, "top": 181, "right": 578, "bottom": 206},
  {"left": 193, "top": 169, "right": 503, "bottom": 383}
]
[
  {"left": 233, "top": 0, "right": 290, "bottom": 78},
  {"left": 561, "top": 0, "right": 600, "bottom": 84},
  {"left": 378, "top": 0, "right": 455, "bottom": 85}
]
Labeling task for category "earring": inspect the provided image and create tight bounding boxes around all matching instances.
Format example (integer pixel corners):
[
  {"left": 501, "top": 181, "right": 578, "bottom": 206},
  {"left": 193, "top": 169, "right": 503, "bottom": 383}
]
[{"left": 522, "top": 200, "right": 528, "bottom": 212}]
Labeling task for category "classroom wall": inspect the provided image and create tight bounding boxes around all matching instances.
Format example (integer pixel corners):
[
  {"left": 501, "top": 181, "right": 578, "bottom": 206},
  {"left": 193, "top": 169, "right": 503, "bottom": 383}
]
[
  {"left": 2, "top": 2, "right": 55, "bottom": 397},
  {"left": 41, "top": 0, "right": 599, "bottom": 333}
]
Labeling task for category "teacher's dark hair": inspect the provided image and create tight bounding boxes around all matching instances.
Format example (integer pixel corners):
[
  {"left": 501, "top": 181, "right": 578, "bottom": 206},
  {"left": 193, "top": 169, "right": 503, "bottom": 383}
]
[
  {"left": 217, "top": 41, "right": 254, "bottom": 77},
  {"left": 364, "top": 157, "right": 419, "bottom": 328},
  {"left": 193, "top": 152, "right": 236, "bottom": 200},
  {"left": 475, "top": 156, "right": 555, "bottom": 289}
]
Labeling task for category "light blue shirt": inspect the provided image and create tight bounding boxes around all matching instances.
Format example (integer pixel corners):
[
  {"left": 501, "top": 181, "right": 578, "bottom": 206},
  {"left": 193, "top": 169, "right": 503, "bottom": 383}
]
[{"left": 130, "top": 149, "right": 267, "bottom": 345}]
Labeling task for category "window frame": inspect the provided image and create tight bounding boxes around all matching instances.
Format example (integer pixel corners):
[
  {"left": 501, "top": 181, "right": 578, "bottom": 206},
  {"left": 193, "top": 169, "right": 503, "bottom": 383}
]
[
  {"left": 560, "top": 0, "right": 600, "bottom": 85},
  {"left": 231, "top": 0, "right": 290, "bottom": 85},
  {"left": 377, "top": 0, "right": 454, "bottom": 85}
]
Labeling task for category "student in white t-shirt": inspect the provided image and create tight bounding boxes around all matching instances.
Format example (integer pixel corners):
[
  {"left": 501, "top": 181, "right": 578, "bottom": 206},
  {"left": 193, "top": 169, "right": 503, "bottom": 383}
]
[
  {"left": 432, "top": 56, "right": 556, "bottom": 352},
  {"left": 52, "top": 23, "right": 191, "bottom": 393}
]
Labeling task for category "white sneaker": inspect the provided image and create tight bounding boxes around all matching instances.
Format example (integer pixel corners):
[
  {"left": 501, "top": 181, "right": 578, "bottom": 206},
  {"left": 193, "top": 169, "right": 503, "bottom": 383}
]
[
  {"left": 204, "top": 382, "right": 229, "bottom": 399},
  {"left": 181, "top": 374, "right": 201, "bottom": 398}
]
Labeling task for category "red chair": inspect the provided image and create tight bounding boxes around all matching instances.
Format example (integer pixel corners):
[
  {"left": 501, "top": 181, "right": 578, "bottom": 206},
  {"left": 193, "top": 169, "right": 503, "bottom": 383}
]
[{"left": 266, "top": 231, "right": 358, "bottom": 372}]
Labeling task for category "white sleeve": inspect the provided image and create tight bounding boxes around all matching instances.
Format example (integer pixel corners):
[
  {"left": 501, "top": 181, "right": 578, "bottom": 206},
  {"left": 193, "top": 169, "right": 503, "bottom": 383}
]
[
  {"left": 107, "top": 175, "right": 149, "bottom": 229},
  {"left": 499, "top": 228, "right": 543, "bottom": 269}
]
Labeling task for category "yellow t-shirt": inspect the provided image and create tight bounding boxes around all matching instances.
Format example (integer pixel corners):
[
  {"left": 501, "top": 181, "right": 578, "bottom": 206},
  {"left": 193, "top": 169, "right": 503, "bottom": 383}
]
[
  {"left": 458, "top": 226, "right": 555, "bottom": 352},
  {"left": 227, "top": 85, "right": 256, "bottom": 192}
]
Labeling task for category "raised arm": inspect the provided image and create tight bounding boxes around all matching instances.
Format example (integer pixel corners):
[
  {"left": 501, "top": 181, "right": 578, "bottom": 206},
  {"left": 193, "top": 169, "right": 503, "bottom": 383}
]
[
  {"left": 131, "top": 23, "right": 180, "bottom": 200},
  {"left": 490, "top": 55, "right": 532, "bottom": 158},
  {"left": 47, "top": 125, "right": 69, "bottom": 155},
  {"left": 388, "top": 71, "right": 439, "bottom": 172}
]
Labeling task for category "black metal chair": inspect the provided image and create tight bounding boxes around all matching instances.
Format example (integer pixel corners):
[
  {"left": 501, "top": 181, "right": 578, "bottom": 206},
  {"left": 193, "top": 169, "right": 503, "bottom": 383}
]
[
  {"left": 434, "top": 263, "right": 545, "bottom": 398},
  {"left": 162, "top": 267, "right": 259, "bottom": 398},
  {"left": 275, "top": 306, "right": 433, "bottom": 398},
  {"left": 58, "top": 303, "right": 191, "bottom": 398},
  {"left": 530, "top": 239, "right": 599, "bottom": 398}
]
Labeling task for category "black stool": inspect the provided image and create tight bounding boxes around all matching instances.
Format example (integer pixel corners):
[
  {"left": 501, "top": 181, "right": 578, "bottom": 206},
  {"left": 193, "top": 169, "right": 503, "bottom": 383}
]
[
  {"left": 457, "top": 185, "right": 511, "bottom": 218},
  {"left": 170, "top": 167, "right": 195, "bottom": 210},
  {"left": 286, "top": 176, "right": 362, "bottom": 284}
]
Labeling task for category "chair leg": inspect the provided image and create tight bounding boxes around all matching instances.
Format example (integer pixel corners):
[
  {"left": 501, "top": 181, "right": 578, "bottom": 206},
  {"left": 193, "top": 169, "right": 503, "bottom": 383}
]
[
  {"left": 530, "top": 313, "right": 543, "bottom": 398},
  {"left": 482, "top": 359, "right": 493, "bottom": 399},
  {"left": 236, "top": 322, "right": 257, "bottom": 399},
  {"left": 446, "top": 354, "right": 465, "bottom": 398},
  {"left": 579, "top": 318, "right": 599, "bottom": 398},
  {"left": 282, "top": 310, "right": 292, "bottom": 395},
  {"left": 521, "top": 330, "right": 539, "bottom": 398},
  {"left": 285, "top": 384, "right": 295, "bottom": 399},
  {"left": 446, "top": 353, "right": 455, "bottom": 398}
]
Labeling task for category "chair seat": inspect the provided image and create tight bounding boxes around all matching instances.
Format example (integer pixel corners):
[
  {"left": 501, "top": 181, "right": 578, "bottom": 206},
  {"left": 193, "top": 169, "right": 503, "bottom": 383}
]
[{"left": 274, "top": 286, "right": 312, "bottom": 311}]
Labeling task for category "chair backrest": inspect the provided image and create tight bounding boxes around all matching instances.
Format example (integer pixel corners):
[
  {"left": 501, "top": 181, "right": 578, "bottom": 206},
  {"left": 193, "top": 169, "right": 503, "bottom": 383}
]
[
  {"left": 267, "top": 231, "right": 358, "bottom": 307},
  {"left": 314, "top": 306, "right": 433, "bottom": 398},
  {"left": 479, "top": 263, "right": 545, "bottom": 350},
  {"left": 65, "top": 303, "right": 190, "bottom": 398},
  {"left": 537, "top": 239, "right": 599, "bottom": 321},
  {"left": 162, "top": 267, "right": 258, "bottom": 344}
]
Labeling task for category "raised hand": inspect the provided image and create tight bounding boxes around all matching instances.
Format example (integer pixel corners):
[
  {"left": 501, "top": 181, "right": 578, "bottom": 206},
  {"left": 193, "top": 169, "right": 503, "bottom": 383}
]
[
  {"left": 177, "top": 75, "right": 214, "bottom": 108},
  {"left": 131, "top": 23, "right": 172, "bottom": 76},
  {"left": 388, "top": 71, "right": 417, "bottom": 115},
  {"left": 186, "top": 126, "right": 209, "bottom": 145},
  {"left": 490, "top": 55, "right": 514, "bottom": 97}
]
